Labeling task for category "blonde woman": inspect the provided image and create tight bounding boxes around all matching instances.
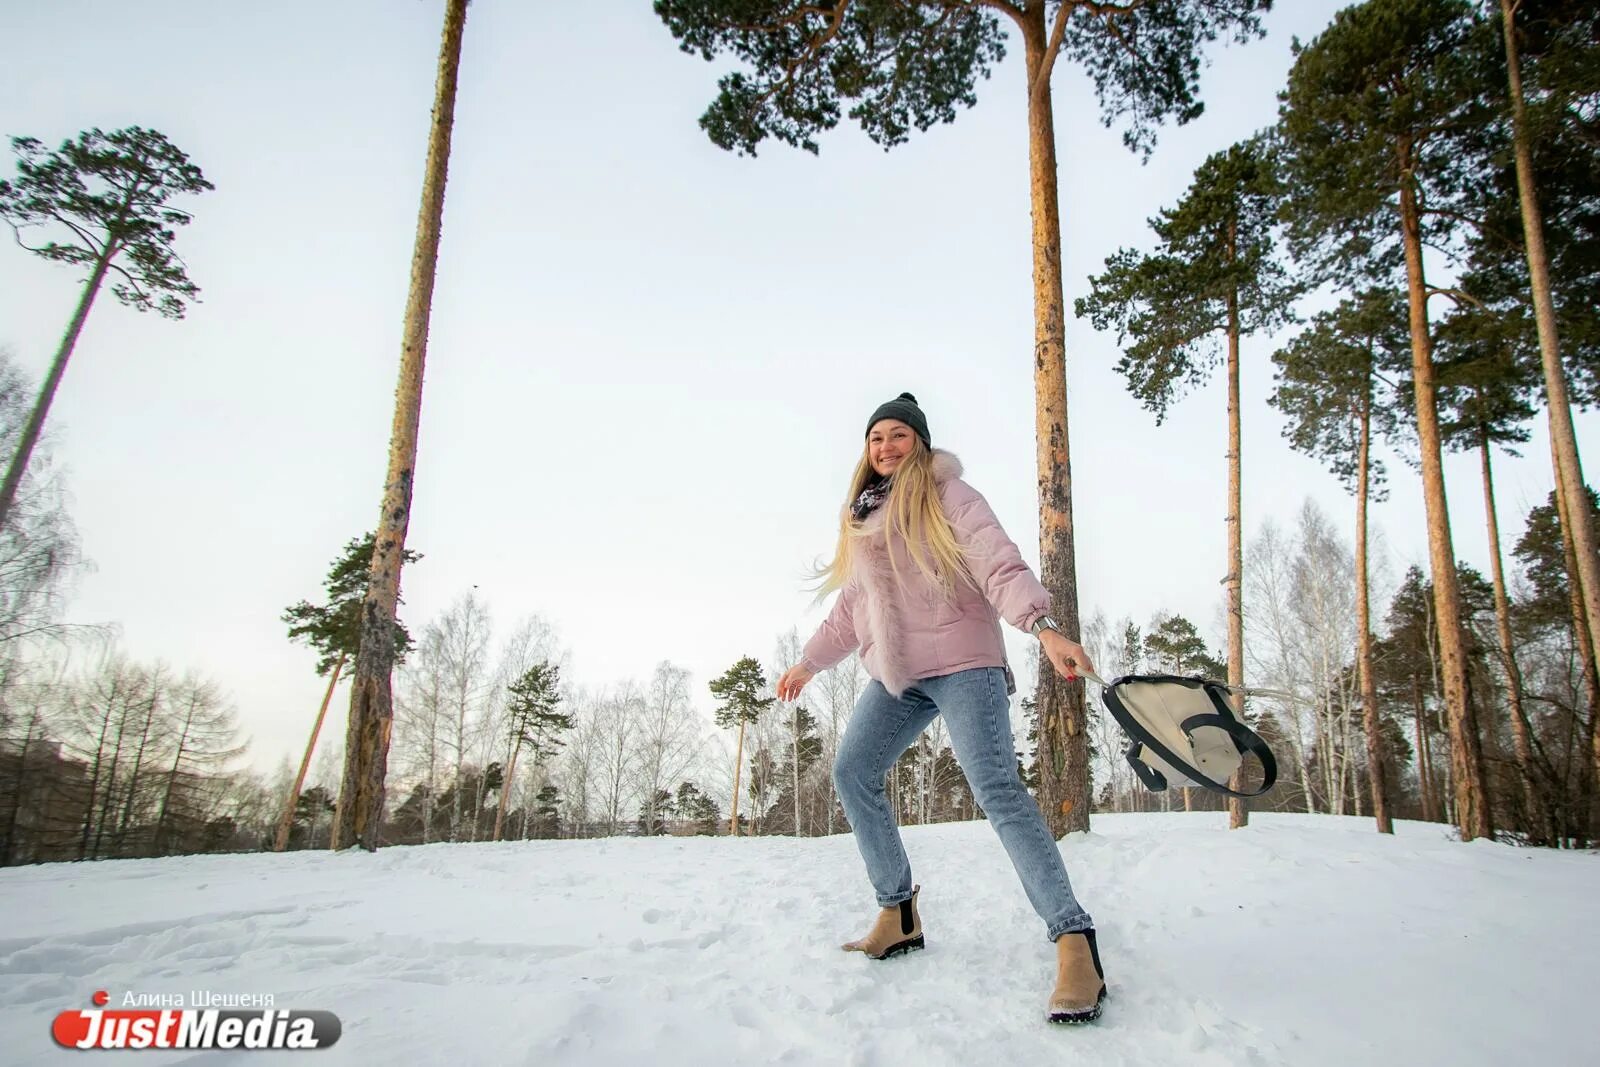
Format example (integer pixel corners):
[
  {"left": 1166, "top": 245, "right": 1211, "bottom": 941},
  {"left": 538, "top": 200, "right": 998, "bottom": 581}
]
[{"left": 775, "top": 392, "right": 1107, "bottom": 1025}]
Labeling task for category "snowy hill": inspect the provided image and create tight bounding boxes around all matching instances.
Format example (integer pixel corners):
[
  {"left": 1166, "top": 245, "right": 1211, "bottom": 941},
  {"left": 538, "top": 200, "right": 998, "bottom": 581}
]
[{"left": 2, "top": 813, "right": 1593, "bottom": 1066}]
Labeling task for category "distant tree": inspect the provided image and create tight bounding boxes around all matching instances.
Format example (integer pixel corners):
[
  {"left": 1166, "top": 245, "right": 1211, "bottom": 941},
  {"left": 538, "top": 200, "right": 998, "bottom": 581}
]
[
  {"left": 638, "top": 788, "right": 674, "bottom": 836},
  {"left": 674, "top": 780, "right": 719, "bottom": 835},
  {"left": 151, "top": 673, "right": 245, "bottom": 856},
  {"left": 1142, "top": 614, "right": 1225, "bottom": 678},
  {"left": 772, "top": 704, "right": 823, "bottom": 835},
  {"left": 708, "top": 656, "right": 772, "bottom": 837},
  {"left": 632, "top": 662, "right": 704, "bottom": 838},
  {"left": 1514, "top": 488, "right": 1600, "bottom": 836},
  {"left": 658, "top": 0, "right": 1274, "bottom": 839},
  {"left": 1514, "top": 490, "right": 1600, "bottom": 631},
  {"left": 1271, "top": 288, "right": 1411, "bottom": 832},
  {"left": 1433, "top": 314, "right": 1545, "bottom": 837},
  {"left": 1374, "top": 566, "right": 1446, "bottom": 822},
  {"left": 422, "top": 592, "right": 493, "bottom": 843},
  {"left": 529, "top": 783, "right": 561, "bottom": 839},
  {"left": 391, "top": 623, "right": 450, "bottom": 843},
  {"left": 0, "top": 127, "right": 212, "bottom": 532},
  {"left": 495, "top": 661, "right": 571, "bottom": 840},
  {"left": 292, "top": 786, "right": 336, "bottom": 850},
  {"left": 337, "top": 0, "right": 469, "bottom": 851},
  {"left": 277, "top": 532, "right": 419, "bottom": 851}
]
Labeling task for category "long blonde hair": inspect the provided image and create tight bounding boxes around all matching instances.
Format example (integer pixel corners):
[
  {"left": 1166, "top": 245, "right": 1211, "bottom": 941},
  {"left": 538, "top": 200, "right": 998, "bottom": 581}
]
[{"left": 813, "top": 436, "right": 976, "bottom": 599}]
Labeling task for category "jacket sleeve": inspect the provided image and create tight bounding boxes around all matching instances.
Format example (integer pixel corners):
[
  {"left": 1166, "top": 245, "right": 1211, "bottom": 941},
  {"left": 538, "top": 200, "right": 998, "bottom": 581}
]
[
  {"left": 944, "top": 480, "right": 1052, "bottom": 634},
  {"left": 800, "top": 582, "right": 859, "bottom": 674}
]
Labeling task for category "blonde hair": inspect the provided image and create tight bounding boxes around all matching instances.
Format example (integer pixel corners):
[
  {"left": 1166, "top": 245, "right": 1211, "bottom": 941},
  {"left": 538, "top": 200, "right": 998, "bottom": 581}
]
[{"left": 813, "top": 436, "right": 976, "bottom": 599}]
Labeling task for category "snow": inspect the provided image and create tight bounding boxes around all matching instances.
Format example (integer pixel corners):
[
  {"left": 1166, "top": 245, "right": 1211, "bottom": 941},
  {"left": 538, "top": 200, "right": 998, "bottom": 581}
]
[{"left": 2, "top": 813, "right": 1594, "bottom": 1065}]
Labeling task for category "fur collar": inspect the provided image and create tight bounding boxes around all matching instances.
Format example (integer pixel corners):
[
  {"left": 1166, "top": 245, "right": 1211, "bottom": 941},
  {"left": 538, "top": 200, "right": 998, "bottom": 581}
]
[{"left": 930, "top": 449, "right": 963, "bottom": 484}]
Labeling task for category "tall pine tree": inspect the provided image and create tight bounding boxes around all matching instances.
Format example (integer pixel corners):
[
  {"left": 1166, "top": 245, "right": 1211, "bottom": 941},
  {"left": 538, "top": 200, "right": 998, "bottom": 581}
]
[
  {"left": 496, "top": 661, "right": 571, "bottom": 842},
  {"left": 1271, "top": 289, "right": 1410, "bottom": 832},
  {"left": 278, "top": 532, "right": 418, "bottom": 852},
  {"left": 709, "top": 656, "right": 773, "bottom": 836}
]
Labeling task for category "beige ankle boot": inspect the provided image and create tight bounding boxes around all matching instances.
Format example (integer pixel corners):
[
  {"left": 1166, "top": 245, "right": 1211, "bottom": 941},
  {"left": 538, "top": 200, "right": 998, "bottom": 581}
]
[
  {"left": 1047, "top": 929, "right": 1106, "bottom": 1024},
  {"left": 841, "top": 885, "right": 924, "bottom": 960}
]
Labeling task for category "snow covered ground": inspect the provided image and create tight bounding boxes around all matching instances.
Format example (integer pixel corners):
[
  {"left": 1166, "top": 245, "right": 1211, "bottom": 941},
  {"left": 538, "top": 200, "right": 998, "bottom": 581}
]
[{"left": 2, "top": 812, "right": 1594, "bottom": 1065}]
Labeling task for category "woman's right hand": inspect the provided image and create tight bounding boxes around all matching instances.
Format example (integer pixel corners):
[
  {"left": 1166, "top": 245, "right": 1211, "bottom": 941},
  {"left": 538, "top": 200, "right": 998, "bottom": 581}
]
[{"left": 776, "top": 662, "right": 816, "bottom": 702}]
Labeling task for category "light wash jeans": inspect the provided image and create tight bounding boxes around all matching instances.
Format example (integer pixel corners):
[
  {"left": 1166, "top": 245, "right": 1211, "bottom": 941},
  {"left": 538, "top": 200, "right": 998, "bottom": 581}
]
[{"left": 833, "top": 667, "right": 1094, "bottom": 941}]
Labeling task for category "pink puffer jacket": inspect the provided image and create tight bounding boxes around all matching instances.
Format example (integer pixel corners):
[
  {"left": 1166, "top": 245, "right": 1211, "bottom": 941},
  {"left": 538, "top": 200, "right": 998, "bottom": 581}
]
[{"left": 800, "top": 450, "right": 1051, "bottom": 697}]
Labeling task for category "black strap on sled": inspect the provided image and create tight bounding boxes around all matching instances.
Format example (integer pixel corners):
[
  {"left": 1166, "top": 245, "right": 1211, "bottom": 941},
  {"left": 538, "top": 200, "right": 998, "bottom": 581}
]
[
  {"left": 1097, "top": 673, "right": 1278, "bottom": 799},
  {"left": 1123, "top": 740, "right": 1168, "bottom": 792}
]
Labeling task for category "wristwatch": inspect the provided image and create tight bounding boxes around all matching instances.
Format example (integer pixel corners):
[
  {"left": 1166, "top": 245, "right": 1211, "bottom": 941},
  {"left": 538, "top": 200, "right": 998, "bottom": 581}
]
[{"left": 1030, "top": 615, "right": 1062, "bottom": 637}]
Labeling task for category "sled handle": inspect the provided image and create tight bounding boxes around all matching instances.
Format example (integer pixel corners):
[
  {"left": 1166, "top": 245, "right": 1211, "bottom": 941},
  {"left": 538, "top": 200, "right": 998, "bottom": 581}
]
[{"left": 1076, "top": 669, "right": 1307, "bottom": 709}]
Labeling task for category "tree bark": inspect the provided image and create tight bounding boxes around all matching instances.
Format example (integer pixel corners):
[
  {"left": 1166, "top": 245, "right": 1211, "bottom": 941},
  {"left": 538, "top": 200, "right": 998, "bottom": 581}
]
[
  {"left": 0, "top": 249, "right": 115, "bottom": 533},
  {"left": 1414, "top": 676, "right": 1435, "bottom": 822},
  {"left": 334, "top": 0, "right": 468, "bottom": 851},
  {"left": 729, "top": 719, "right": 746, "bottom": 836},
  {"left": 1500, "top": 0, "right": 1600, "bottom": 679},
  {"left": 1479, "top": 434, "right": 1544, "bottom": 840},
  {"left": 1397, "top": 155, "right": 1492, "bottom": 841},
  {"left": 114, "top": 688, "right": 160, "bottom": 855},
  {"left": 1021, "top": 0, "right": 1089, "bottom": 837},
  {"left": 77, "top": 684, "right": 118, "bottom": 861},
  {"left": 1225, "top": 233, "right": 1248, "bottom": 828},
  {"left": 494, "top": 729, "right": 522, "bottom": 843},
  {"left": 1552, "top": 455, "right": 1600, "bottom": 817},
  {"left": 154, "top": 699, "right": 199, "bottom": 856},
  {"left": 276, "top": 651, "right": 345, "bottom": 852},
  {"left": 1356, "top": 383, "right": 1393, "bottom": 833},
  {"left": 793, "top": 709, "right": 802, "bottom": 836}
]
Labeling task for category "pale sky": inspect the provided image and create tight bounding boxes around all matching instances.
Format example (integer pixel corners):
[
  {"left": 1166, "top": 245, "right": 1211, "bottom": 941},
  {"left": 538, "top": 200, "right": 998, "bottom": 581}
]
[{"left": 3, "top": 1, "right": 1594, "bottom": 777}]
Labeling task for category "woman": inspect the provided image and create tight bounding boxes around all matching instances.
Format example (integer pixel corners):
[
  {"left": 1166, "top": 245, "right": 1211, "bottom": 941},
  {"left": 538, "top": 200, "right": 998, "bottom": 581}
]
[{"left": 775, "top": 392, "right": 1107, "bottom": 1025}]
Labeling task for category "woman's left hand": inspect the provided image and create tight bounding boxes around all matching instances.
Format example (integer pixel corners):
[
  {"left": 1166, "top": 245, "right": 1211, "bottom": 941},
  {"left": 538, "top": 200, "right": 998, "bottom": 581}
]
[{"left": 1040, "top": 631, "right": 1095, "bottom": 683}]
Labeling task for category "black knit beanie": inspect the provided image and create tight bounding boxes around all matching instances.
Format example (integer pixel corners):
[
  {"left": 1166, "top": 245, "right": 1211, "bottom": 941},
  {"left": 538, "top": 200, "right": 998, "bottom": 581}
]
[{"left": 865, "top": 392, "right": 930, "bottom": 449}]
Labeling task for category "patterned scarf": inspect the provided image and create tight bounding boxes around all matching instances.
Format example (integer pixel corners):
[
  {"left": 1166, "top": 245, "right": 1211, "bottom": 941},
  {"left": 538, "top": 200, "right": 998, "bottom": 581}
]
[{"left": 851, "top": 477, "right": 892, "bottom": 522}]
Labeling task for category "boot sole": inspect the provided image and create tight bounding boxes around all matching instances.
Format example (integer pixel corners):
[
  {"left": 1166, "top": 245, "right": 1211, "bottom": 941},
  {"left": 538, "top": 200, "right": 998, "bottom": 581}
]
[
  {"left": 1046, "top": 985, "right": 1106, "bottom": 1025},
  {"left": 867, "top": 935, "right": 925, "bottom": 961}
]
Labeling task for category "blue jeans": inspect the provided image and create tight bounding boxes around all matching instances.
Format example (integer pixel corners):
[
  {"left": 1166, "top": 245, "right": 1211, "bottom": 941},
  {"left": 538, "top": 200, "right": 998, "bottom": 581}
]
[{"left": 833, "top": 667, "right": 1094, "bottom": 941}]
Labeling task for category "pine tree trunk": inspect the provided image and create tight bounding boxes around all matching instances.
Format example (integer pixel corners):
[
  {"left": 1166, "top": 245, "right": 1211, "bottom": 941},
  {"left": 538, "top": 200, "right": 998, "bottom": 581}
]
[
  {"left": 114, "top": 692, "right": 159, "bottom": 856},
  {"left": 1414, "top": 677, "right": 1435, "bottom": 822},
  {"left": 78, "top": 700, "right": 115, "bottom": 861},
  {"left": 729, "top": 719, "right": 746, "bottom": 837},
  {"left": 154, "top": 702, "right": 200, "bottom": 856},
  {"left": 1021, "top": 1, "right": 1089, "bottom": 837},
  {"left": 494, "top": 733, "right": 522, "bottom": 842},
  {"left": 1479, "top": 434, "right": 1544, "bottom": 840},
  {"left": 93, "top": 698, "right": 133, "bottom": 860},
  {"left": 1500, "top": 1, "right": 1600, "bottom": 682},
  {"left": 1356, "top": 385, "right": 1393, "bottom": 833},
  {"left": 0, "top": 249, "right": 115, "bottom": 533},
  {"left": 1225, "top": 256, "right": 1248, "bottom": 828},
  {"left": 1, "top": 719, "right": 40, "bottom": 866},
  {"left": 276, "top": 652, "right": 345, "bottom": 852},
  {"left": 1396, "top": 156, "right": 1491, "bottom": 842},
  {"left": 334, "top": 0, "right": 468, "bottom": 851},
  {"left": 1552, "top": 457, "right": 1600, "bottom": 820}
]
